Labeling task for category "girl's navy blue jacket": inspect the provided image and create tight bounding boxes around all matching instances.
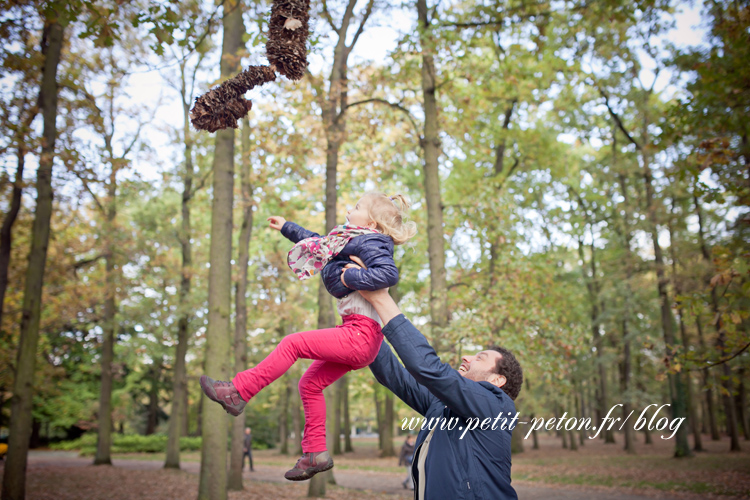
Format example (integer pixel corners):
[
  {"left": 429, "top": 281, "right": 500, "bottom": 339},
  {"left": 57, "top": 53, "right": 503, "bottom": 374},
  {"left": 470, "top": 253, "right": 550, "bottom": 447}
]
[{"left": 281, "top": 222, "right": 399, "bottom": 299}]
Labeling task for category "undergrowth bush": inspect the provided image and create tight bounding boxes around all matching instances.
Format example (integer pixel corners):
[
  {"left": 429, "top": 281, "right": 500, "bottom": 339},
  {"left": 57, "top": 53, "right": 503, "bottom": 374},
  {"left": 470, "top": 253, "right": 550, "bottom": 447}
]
[{"left": 50, "top": 434, "right": 202, "bottom": 455}]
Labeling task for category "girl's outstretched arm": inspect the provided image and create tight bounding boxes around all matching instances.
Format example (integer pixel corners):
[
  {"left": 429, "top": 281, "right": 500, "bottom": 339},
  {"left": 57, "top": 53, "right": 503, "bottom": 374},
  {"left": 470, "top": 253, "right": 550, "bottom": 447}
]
[{"left": 271, "top": 218, "right": 321, "bottom": 243}]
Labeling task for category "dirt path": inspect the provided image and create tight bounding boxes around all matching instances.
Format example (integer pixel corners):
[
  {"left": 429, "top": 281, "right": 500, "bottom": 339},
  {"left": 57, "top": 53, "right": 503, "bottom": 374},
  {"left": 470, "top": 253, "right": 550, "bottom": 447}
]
[{"left": 23, "top": 451, "right": 682, "bottom": 500}]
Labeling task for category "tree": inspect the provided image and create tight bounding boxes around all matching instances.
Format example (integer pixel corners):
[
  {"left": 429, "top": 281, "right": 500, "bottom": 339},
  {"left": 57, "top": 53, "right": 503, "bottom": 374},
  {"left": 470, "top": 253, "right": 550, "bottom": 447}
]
[
  {"left": 198, "top": 0, "right": 244, "bottom": 498},
  {"left": 2, "top": 10, "right": 64, "bottom": 500},
  {"left": 228, "top": 117, "right": 254, "bottom": 490},
  {"left": 416, "top": 0, "right": 449, "bottom": 344},
  {"left": 163, "top": 5, "right": 214, "bottom": 468}
]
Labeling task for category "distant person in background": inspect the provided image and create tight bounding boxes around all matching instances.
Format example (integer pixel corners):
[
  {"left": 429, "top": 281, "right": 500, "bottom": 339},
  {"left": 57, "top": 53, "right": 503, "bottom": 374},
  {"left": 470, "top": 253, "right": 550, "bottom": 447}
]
[
  {"left": 398, "top": 434, "right": 416, "bottom": 490},
  {"left": 243, "top": 427, "right": 254, "bottom": 472}
]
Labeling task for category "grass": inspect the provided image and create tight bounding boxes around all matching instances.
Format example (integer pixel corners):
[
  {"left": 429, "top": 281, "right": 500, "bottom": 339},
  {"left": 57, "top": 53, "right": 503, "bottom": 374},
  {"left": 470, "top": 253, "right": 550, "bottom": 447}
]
[
  {"left": 511, "top": 433, "right": 750, "bottom": 498},
  {"left": 44, "top": 433, "right": 750, "bottom": 498}
]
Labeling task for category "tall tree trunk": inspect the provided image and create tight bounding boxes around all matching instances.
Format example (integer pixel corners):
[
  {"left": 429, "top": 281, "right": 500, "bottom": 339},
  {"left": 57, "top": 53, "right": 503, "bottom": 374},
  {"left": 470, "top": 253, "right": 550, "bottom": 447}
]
[
  {"left": 621, "top": 318, "right": 636, "bottom": 454},
  {"left": 2, "top": 19, "right": 64, "bottom": 500},
  {"left": 487, "top": 101, "right": 515, "bottom": 282},
  {"left": 373, "top": 386, "right": 383, "bottom": 451},
  {"left": 695, "top": 194, "right": 741, "bottom": 451},
  {"left": 198, "top": 2, "right": 244, "bottom": 498},
  {"left": 94, "top": 145, "right": 119, "bottom": 466},
  {"left": 146, "top": 364, "right": 160, "bottom": 435},
  {"left": 615, "top": 169, "right": 636, "bottom": 454},
  {"left": 165, "top": 58, "right": 198, "bottom": 470},
  {"left": 667, "top": 207, "right": 703, "bottom": 452},
  {"left": 577, "top": 236, "right": 614, "bottom": 444},
  {"left": 333, "top": 378, "right": 343, "bottom": 455},
  {"left": 343, "top": 374, "right": 352, "bottom": 452},
  {"left": 380, "top": 390, "right": 395, "bottom": 457},
  {"left": 183, "top": 385, "right": 189, "bottom": 437},
  {"left": 695, "top": 315, "right": 721, "bottom": 440},
  {"left": 738, "top": 369, "right": 750, "bottom": 440},
  {"left": 416, "top": 0, "right": 449, "bottom": 347},
  {"left": 0, "top": 102, "right": 37, "bottom": 334},
  {"left": 196, "top": 392, "right": 202, "bottom": 437},
  {"left": 291, "top": 376, "right": 302, "bottom": 455},
  {"left": 308, "top": 1, "right": 375, "bottom": 495},
  {"left": 279, "top": 373, "right": 290, "bottom": 455},
  {"left": 228, "top": 117, "right": 254, "bottom": 491},
  {"left": 529, "top": 413, "right": 539, "bottom": 449},
  {"left": 510, "top": 423, "right": 524, "bottom": 453},
  {"left": 576, "top": 387, "right": 585, "bottom": 446},
  {"left": 641, "top": 156, "right": 690, "bottom": 457}
]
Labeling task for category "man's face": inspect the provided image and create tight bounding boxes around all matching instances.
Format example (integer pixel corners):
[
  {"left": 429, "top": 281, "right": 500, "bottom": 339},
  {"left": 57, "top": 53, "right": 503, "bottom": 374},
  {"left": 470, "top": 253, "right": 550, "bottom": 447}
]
[{"left": 458, "top": 350, "right": 503, "bottom": 384}]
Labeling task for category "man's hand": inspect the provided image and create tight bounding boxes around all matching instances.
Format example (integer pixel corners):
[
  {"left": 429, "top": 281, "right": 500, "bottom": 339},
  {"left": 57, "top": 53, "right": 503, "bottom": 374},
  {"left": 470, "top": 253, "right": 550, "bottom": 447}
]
[
  {"left": 345, "top": 253, "right": 401, "bottom": 324},
  {"left": 341, "top": 255, "right": 366, "bottom": 287},
  {"left": 267, "top": 216, "right": 286, "bottom": 230}
]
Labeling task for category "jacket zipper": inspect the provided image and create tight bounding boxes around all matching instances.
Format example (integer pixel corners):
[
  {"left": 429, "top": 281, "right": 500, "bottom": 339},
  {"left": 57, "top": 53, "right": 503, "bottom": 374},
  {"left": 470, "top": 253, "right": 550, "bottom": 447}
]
[{"left": 411, "top": 442, "right": 422, "bottom": 500}]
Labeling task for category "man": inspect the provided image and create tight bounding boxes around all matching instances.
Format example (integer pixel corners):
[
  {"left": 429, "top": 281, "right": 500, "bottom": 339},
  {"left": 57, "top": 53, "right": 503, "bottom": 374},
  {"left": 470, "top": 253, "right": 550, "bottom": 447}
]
[
  {"left": 243, "top": 427, "right": 254, "bottom": 472},
  {"left": 360, "top": 286, "right": 523, "bottom": 500}
]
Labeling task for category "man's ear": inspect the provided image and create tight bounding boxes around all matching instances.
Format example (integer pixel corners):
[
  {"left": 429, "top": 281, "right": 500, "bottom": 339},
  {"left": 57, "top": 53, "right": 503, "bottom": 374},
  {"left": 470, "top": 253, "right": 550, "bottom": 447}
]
[{"left": 488, "top": 373, "right": 507, "bottom": 389}]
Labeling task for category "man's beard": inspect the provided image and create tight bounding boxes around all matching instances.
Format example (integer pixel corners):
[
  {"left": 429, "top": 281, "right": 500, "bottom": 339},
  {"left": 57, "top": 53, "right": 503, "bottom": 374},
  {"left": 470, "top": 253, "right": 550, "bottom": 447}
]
[{"left": 462, "top": 368, "right": 491, "bottom": 383}]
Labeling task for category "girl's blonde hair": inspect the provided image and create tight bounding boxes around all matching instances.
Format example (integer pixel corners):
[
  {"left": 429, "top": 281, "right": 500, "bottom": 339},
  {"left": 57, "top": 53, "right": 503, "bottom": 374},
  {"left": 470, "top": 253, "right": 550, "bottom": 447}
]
[{"left": 362, "top": 192, "right": 417, "bottom": 245}]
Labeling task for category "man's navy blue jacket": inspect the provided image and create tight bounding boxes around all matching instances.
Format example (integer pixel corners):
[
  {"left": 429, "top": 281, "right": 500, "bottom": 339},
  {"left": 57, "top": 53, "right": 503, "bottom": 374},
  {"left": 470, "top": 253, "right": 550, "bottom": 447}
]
[
  {"left": 281, "top": 221, "right": 399, "bottom": 298},
  {"left": 370, "top": 314, "right": 518, "bottom": 500}
]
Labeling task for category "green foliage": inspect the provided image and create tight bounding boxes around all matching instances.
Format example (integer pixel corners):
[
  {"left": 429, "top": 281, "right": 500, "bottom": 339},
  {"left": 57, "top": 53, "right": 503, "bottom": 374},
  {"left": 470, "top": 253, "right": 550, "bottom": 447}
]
[{"left": 50, "top": 433, "right": 202, "bottom": 454}]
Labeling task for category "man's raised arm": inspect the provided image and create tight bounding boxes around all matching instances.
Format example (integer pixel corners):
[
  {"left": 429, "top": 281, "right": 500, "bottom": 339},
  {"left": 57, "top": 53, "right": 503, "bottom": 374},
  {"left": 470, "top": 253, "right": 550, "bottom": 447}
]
[
  {"left": 369, "top": 340, "right": 434, "bottom": 416},
  {"left": 360, "top": 289, "right": 507, "bottom": 420}
]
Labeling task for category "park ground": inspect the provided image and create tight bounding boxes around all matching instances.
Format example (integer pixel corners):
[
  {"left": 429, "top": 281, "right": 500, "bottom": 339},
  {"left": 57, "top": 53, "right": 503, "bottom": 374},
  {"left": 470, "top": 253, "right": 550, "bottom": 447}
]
[{"left": 3, "top": 433, "right": 749, "bottom": 500}]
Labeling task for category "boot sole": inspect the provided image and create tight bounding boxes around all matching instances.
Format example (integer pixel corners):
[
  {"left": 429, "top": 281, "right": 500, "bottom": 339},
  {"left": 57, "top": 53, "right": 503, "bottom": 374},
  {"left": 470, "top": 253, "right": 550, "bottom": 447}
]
[
  {"left": 284, "top": 461, "right": 334, "bottom": 481},
  {"left": 199, "top": 375, "right": 243, "bottom": 417}
]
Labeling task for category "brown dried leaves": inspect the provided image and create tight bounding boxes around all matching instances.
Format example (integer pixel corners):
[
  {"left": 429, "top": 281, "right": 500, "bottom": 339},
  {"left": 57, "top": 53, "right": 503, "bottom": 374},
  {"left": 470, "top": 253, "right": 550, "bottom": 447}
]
[{"left": 190, "top": 0, "right": 310, "bottom": 132}]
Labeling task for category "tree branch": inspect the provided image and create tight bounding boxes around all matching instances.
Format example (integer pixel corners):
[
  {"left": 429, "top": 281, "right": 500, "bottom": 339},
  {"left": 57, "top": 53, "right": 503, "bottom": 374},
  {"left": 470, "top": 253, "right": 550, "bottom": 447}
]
[
  {"left": 344, "top": 98, "right": 421, "bottom": 139},
  {"left": 187, "top": 166, "right": 213, "bottom": 201},
  {"left": 691, "top": 341, "right": 750, "bottom": 372},
  {"left": 73, "top": 254, "right": 106, "bottom": 270},
  {"left": 321, "top": 0, "right": 340, "bottom": 34},
  {"left": 74, "top": 171, "right": 105, "bottom": 213},
  {"left": 345, "top": 0, "right": 375, "bottom": 58},
  {"left": 597, "top": 87, "right": 642, "bottom": 151}
]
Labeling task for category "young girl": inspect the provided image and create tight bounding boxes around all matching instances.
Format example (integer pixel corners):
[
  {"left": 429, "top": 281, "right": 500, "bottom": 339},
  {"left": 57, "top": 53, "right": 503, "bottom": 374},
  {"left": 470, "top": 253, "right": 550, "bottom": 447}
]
[{"left": 200, "top": 192, "right": 416, "bottom": 481}]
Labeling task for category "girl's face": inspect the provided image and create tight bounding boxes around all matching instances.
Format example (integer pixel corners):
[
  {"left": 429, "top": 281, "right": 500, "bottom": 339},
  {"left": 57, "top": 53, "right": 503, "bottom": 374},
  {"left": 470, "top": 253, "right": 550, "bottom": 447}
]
[{"left": 346, "top": 197, "right": 376, "bottom": 228}]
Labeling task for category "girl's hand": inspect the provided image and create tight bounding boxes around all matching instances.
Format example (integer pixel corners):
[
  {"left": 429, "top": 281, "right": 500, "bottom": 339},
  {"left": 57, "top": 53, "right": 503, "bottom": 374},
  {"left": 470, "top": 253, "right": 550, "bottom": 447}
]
[
  {"left": 267, "top": 216, "right": 286, "bottom": 230},
  {"left": 348, "top": 255, "right": 366, "bottom": 269},
  {"left": 341, "top": 256, "right": 366, "bottom": 287}
]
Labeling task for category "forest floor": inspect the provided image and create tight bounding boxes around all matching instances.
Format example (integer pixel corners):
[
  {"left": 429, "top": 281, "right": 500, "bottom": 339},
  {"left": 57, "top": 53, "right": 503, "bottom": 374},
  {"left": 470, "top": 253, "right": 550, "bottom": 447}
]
[{"left": 3, "top": 433, "right": 749, "bottom": 499}]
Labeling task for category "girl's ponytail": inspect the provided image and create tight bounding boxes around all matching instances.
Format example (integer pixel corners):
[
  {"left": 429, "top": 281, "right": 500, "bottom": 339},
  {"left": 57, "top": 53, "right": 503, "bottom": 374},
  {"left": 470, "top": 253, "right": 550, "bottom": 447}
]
[{"left": 365, "top": 192, "right": 417, "bottom": 245}]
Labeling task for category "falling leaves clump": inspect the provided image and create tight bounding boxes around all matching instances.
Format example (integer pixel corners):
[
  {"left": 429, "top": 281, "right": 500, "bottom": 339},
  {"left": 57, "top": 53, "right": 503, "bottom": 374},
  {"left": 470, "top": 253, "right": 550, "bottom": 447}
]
[{"left": 189, "top": 0, "right": 310, "bottom": 132}]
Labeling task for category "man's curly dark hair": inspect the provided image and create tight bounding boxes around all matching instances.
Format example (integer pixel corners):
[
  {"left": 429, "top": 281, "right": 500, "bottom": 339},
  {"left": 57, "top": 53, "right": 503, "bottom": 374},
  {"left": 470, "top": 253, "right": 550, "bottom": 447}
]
[{"left": 489, "top": 346, "right": 523, "bottom": 400}]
